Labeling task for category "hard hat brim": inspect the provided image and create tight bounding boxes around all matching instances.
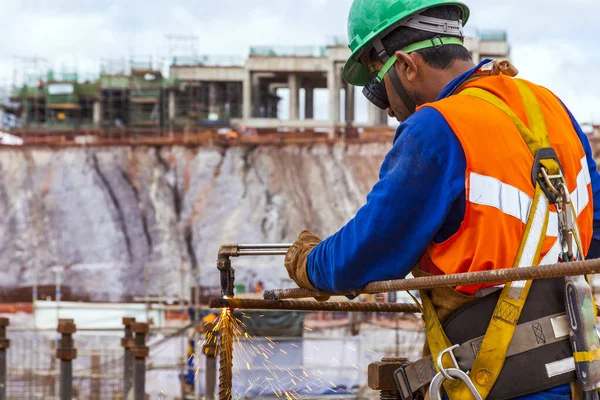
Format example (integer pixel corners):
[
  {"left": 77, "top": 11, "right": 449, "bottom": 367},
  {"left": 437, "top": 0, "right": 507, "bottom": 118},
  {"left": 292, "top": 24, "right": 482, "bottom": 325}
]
[{"left": 343, "top": 1, "right": 470, "bottom": 86}]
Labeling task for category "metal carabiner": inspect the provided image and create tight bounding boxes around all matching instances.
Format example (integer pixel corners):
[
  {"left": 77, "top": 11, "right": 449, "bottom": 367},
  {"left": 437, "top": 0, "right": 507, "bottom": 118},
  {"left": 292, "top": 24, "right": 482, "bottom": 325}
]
[
  {"left": 431, "top": 345, "right": 483, "bottom": 400},
  {"left": 558, "top": 182, "right": 571, "bottom": 206},
  {"left": 557, "top": 182, "right": 575, "bottom": 261},
  {"left": 429, "top": 368, "right": 483, "bottom": 400}
]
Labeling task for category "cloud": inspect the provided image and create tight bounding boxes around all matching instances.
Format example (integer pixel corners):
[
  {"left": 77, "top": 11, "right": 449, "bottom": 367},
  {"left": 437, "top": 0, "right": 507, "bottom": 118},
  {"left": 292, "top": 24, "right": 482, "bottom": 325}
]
[{"left": 0, "top": 0, "right": 598, "bottom": 122}]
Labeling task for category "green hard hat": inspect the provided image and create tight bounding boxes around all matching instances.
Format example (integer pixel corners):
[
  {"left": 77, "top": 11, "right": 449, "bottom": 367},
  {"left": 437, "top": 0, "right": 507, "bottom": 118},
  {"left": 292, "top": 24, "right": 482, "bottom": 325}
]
[{"left": 343, "top": 0, "right": 470, "bottom": 86}]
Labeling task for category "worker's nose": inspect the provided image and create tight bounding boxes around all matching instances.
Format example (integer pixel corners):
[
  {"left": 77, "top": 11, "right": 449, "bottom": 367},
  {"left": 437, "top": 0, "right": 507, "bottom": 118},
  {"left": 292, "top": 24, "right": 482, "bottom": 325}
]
[{"left": 386, "top": 108, "right": 394, "bottom": 118}]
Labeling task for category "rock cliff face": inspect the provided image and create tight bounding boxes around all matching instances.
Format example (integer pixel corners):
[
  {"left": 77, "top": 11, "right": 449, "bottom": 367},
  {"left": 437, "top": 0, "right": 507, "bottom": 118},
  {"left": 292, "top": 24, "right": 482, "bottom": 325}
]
[{"left": 0, "top": 143, "right": 388, "bottom": 301}]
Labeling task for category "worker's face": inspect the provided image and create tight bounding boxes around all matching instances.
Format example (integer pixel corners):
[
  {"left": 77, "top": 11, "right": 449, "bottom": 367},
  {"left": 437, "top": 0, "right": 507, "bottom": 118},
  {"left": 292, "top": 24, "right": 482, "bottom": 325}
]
[{"left": 366, "top": 52, "right": 422, "bottom": 122}]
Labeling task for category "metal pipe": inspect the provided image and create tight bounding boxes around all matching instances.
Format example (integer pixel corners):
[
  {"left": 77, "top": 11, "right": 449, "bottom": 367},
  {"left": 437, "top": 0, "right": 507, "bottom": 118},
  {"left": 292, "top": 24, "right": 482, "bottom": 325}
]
[
  {"left": 131, "top": 323, "right": 149, "bottom": 400},
  {"left": 121, "top": 318, "right": 136, "bottom": 400},
  {"left": 56, "top": 319, "right": 77, "bottom": 400},
  {"left": 0, "top": 318, "right": 9, "bottom": 400},
  {"left": 134, "top": 360, "right": 145, "bottom": 400},
  {"left": 60, "top": 361, "right": 72, "bottom": 400},
  {"left": 237, "top": 249, "right": 289, "bottom": 256},
  {"left": 209, "top": 298, "right": 420, "bottom": 313},
  {"left": 205, "top": 353, "right": 217, "bottom": 399},
  {"left": 265, "top": 258, "right": 600, "bottom": 300},
  {"left": 202, "top": 319, "right": 218, "bottom": 400},
  {"left": 237, "top": 244, "right": 293, "bottom": 249}
]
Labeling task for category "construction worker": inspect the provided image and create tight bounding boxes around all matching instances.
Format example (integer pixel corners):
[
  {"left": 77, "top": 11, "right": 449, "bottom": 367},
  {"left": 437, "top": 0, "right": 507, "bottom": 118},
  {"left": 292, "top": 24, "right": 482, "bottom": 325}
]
[{"left": 284, "top": 1, "right": 600, "bottom": 399}]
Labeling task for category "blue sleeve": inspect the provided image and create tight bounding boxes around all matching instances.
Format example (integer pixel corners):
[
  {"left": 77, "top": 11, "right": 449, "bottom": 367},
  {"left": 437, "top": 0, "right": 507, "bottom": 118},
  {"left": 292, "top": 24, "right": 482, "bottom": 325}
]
[
  {"left": 563, "top": 106, "right": 600, "bottom": 241},
  {"left": 306, "top": 107, "right": 466, "bottom": 293}
]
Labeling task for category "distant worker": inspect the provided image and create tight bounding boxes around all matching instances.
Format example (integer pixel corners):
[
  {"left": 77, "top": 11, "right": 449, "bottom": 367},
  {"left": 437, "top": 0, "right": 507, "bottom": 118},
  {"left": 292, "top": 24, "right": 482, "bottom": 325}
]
[
  {"left": 284, "top": 1, "right": 600, "bottom": 399},
  {"left": 253, "top": 280, "right": 264, "bottom": 294}
]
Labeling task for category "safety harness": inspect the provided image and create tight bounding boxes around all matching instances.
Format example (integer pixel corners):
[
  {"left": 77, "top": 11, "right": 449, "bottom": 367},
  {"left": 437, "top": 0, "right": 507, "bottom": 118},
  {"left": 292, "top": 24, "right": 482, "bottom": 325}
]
[{"left": 396, "top": 74, "right": 600, "bottom": 399}]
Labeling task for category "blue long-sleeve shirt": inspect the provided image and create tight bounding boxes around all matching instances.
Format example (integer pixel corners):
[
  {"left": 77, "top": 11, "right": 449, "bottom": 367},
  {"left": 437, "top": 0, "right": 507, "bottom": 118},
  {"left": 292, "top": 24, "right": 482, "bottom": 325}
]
[{"left": 306, "top": 60, "right": 600, "bottom": 399}]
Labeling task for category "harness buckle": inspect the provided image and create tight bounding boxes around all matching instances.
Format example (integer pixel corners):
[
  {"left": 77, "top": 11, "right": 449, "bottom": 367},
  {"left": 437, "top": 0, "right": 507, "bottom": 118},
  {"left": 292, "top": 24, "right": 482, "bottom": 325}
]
[
  {"left": 431, "top": 36, "right": 445, "bottom": 50},
  {"left": 394, "top": 364, "right": 415, "bottom": 400},
  {"left": 532, "top": 147, "right": 564, "bottom": 204}
]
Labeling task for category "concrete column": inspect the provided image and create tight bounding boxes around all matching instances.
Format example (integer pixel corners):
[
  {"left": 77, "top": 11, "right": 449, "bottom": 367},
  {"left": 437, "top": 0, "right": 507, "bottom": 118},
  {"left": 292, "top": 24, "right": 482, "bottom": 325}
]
[
  {"left": 22, "top": 100, "right": 29, "bottom": 126},
  {"left": 305, "top": 87, "right": 314, "bottom": 119},
  {"left": 168, "top": 90, "right": 176, "bottom": 122},
  {"left": 328, "top": 63, "right": 341, "bottom": 138},
  {"left": 345, "top": 83, "right": 355, "bottom": 123},
  {"left": 92, "top": 101, "right": 101, "bottom": 126},
  {"left": 252, "top": 73, "right": 262, "bottom": 118},
  {"left": 0, "top": 318, "right": 9, "bottom": 400},
  {"left": 121, "top": 318, "right": 135, "bottom": 400},
  {"left": 208, "top": 83, "right": 219, "bottom": 118},
  {"left": 288, "top": 73, "right": 299, "bottom": 121},
  {"left": 368, "top": 103, "right": 388, "bottom": 126},
  {"left": 243, "top": 71, "right": 252, "bottom": 121}
]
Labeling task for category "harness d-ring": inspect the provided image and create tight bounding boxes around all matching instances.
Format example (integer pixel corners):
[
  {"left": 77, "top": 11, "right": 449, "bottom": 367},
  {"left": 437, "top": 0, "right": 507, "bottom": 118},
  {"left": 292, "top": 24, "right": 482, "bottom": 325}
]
[
  {"left": 430, "top": 368, "right": 484, "bottom": 400},
  {"left": 437, "top": 344, "right": 460, "bottom": 381}
]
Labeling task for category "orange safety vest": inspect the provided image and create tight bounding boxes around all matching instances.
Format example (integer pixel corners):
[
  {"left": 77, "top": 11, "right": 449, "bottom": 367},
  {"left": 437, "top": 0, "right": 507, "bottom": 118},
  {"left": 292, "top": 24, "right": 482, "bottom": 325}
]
[{"left": 418, "top": 74, "right": 594, "bottom": 295}]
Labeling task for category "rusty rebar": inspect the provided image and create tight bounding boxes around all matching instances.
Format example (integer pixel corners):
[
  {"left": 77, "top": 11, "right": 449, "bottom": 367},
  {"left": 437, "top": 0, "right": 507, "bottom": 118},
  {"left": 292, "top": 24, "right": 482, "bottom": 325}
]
[
  {"left": 0, "top": 318, "right": 9, "bottom": 400},
  {"left": 121, "top": 317, "right": 135, "bottom": 400},
  {"left": 264, "top": 258, "right": 600, "bottom": 300},
  {"left": 56, "top": 319, "right": 77, "bottom": 400},
  {"left": 218, "top": 310, "right": 233, "bottom": 400},
  {"left": 130, "top": 323, "right": 149, "bottom": 400},
  {"left": 209, "top": 298, "right": 420, "bottom": 313}
]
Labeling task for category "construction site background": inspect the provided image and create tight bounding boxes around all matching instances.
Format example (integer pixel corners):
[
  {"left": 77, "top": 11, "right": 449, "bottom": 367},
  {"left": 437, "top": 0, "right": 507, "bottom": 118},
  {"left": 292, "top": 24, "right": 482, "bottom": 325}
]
[{"left": 0, "top": 32, "right": 511, "bottom": 146}]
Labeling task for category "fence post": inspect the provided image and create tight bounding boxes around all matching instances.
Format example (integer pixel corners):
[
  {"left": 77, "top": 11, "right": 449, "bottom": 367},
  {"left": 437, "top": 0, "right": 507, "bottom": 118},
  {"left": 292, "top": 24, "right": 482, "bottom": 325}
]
[
  {"left": 91, "top": 351, "right": 101, "bottom": 400},
  {"left": 202, "top": 320, "right": 217, "bottom": 400},
  {"left": 121, "top": 318, "right": 136, "bottom": 399},
  {"left": 0, "top": 318, "right": 9, "bottom": 400},
  {"left": 56, "top": 319, "right": 77, "bottom": 400},
  {"left": 131, "top": 323, "right": 149, "bottom": 400}
]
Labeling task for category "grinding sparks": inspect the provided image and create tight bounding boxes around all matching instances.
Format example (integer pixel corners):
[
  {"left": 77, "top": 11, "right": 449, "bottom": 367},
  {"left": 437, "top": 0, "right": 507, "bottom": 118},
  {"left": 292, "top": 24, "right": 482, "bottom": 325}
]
[{"left": 202, "top": 309, "right": 357, "bottom": 399}]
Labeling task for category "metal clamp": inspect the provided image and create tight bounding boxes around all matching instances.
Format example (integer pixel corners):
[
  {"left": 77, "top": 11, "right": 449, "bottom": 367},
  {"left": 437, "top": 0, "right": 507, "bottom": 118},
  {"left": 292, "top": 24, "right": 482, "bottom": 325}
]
[{"left": 429, "top": 368, "right": 483, "bottom": 400}]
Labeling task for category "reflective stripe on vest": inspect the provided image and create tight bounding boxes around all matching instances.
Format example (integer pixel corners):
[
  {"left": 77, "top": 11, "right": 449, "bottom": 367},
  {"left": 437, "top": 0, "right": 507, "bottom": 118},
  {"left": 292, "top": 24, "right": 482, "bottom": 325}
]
[{"left": 469, "top": 155, "right": 591, "bottom": 267}]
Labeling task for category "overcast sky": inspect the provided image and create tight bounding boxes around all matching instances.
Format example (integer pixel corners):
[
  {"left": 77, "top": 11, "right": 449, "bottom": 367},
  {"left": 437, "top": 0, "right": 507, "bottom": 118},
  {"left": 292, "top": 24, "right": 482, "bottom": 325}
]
[{"left": 1, "top": 0, "right": 599, "bottom": 124}]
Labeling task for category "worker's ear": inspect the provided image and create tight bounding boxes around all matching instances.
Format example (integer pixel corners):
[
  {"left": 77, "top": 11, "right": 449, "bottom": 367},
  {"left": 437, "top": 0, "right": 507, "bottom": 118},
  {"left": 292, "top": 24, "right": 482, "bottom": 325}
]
[{"left": 394, "top": 51, "right": 418, "bottom": 83}]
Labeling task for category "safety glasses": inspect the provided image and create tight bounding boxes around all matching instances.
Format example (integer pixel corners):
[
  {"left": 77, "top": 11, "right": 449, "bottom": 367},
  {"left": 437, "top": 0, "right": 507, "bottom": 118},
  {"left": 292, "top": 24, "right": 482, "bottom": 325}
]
[{"left": 362, "top": 55, "right": 397, "bottom": 110}]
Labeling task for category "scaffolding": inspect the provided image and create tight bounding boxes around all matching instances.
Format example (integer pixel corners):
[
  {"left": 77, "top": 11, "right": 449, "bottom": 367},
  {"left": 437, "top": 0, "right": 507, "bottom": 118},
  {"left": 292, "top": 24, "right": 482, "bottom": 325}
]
[{"left": 7, "top": 331, "right": 122, "bottom": 399}]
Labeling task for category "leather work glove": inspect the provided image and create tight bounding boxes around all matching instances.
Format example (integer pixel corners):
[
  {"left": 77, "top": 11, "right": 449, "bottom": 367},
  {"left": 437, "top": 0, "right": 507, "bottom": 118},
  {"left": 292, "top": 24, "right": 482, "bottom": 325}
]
[{"left": 284, "top": 230, "right": 330, "bottom": 302}]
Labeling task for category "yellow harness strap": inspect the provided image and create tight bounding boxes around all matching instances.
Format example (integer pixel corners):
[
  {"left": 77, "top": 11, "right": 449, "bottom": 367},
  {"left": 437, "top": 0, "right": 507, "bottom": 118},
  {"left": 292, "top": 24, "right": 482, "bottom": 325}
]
[
  {"left": 421, "top": 81, "right": 566, "bottom": 399},
  {"left": 461, "top": 84, "right": 560, "bottom": 177}
]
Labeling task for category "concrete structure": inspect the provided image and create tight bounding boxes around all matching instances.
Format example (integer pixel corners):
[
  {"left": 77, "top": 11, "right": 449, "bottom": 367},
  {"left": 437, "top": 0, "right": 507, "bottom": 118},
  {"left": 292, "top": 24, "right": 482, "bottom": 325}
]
[
  {"left": 7, "top": 31, "right": 509, "bottom": 139},
  {"left": 171, "top": 31, "right": 510, "bottom": 138}
]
